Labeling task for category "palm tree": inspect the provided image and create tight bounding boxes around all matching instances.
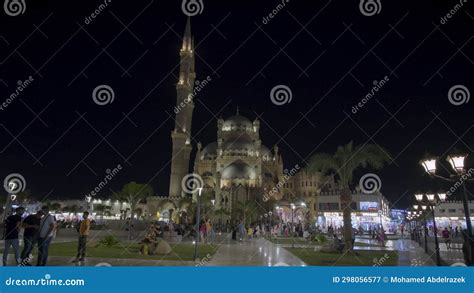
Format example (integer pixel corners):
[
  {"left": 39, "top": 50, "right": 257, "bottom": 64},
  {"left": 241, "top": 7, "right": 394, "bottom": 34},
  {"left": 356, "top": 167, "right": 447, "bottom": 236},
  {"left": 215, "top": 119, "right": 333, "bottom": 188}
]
[
  {"left": 235, "top": 200, "right": 257, "bottom": 226},
  {"left": 50, "top": 202, "right": 62, "bottom": 212},
  {"left": 214, "top": 208, "right": 230, "bottom": 231},
  {"left": 134, "top": 208, "right": 143, "bottom": 220},
  {"left": 94, "top": 204, "right": 107, "bottom": 221},
  {"left": 199, "top": 191, "right": 216, "bottom": 219},
  {"left": 178, "top": 197, "right": 194, "bottom": 224},
  {"left": 308, "top": 142, "right": 390, "bottom": 251},
  {"left": 113, "top": 182, "right": 153, "bottom": 240}
]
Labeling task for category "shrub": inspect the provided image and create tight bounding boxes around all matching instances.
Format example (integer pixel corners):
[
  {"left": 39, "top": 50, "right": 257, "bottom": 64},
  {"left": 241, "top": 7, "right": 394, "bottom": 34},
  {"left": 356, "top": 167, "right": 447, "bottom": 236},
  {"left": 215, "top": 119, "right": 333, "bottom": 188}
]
[
  {"left": 313, "top": 234, "right": 328, "bottom": 244},
  {"left": 97, "top": 235, "right": 119, "bottom": 248}
]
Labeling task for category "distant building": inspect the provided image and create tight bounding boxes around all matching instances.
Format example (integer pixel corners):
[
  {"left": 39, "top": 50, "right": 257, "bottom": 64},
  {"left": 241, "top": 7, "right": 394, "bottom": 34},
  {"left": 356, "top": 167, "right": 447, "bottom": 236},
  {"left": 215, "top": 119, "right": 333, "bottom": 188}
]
[
  {"left": 314, "top": 190, "right": 391, "bottom": 231},
  {"left": 431, "top": 200, "right": 474, "bottom": 230}
]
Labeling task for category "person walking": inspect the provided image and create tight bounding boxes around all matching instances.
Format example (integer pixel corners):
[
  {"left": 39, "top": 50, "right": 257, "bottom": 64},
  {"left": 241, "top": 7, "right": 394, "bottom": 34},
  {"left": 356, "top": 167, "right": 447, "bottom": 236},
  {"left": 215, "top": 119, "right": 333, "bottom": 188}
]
[
  {"left": 2, "top": 207, "right": 25, "bottom": 266},
  {"left": 231, "top": 220, "right": 237, "bottom": 240},
  {"left": 72, "top": 211, "right": 90, "bottom": 262},
  {"left": 199, "top": 221, "right": 207, "bottom": 243},
  {"left": 206, "top": 219, "right": 212, "bottom": 242},
  {"left": 20, "top": 210, "right": 43, "bottom": 266},
  {"left": 238, "top": 220, "right": 245, "bottom": 241},
  {"left": 37, "top": 206, "right": 56, "bottom": 266},
  {"left": 442, "top": 227, "right": 452, "bottom": 250}
]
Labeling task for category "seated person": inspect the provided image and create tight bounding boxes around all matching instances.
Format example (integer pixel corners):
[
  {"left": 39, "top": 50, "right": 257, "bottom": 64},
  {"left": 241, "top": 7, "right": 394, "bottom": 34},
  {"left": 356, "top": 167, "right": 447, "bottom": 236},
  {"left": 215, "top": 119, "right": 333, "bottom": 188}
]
[
  {"left": 333, "top": 234, "right": 344, "bottom": 253},
  {"left": 139, "top": 234, "right": 158, "bottom": 255}
]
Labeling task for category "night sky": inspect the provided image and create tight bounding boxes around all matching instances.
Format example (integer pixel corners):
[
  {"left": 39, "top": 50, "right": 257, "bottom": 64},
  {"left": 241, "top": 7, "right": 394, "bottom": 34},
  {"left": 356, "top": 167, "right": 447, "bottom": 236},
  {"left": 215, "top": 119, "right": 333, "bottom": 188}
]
[{"left": 0, "top": 0, "right": 472, "bottom": 209}]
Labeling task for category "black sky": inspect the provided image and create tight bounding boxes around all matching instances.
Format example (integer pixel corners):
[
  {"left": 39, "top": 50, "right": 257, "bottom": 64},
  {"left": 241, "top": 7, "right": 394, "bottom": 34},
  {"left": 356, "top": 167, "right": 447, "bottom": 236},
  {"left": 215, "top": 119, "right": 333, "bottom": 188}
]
[{"left": 0, "top": 0, "right": 473, "bottom": 208}]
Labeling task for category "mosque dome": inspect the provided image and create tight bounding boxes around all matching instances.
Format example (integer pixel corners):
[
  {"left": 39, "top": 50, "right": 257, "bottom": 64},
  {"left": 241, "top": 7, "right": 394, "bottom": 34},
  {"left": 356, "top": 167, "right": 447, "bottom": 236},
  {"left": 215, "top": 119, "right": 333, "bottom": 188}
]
[
  {"left": 201, "top": 142, "right": 217, "bottom": 160},
  {"left": 222, "top": 115, "right": 253, "bottom": 131},
  {"left": 260, "top": 145, "right": 272, "bottom": 160},
  {"left": 222, "top": 136, "right": 255, "bottom": 152},
  {"left": 221, "top": 160, "right": 257, "bottom": 179}
]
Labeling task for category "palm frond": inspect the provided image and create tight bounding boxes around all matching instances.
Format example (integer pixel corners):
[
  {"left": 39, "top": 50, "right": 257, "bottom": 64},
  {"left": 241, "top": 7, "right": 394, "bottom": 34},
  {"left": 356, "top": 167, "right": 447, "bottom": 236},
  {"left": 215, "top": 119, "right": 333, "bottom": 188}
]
[{"left": 307, "top": 153, "right": 338, "bottom": 174}]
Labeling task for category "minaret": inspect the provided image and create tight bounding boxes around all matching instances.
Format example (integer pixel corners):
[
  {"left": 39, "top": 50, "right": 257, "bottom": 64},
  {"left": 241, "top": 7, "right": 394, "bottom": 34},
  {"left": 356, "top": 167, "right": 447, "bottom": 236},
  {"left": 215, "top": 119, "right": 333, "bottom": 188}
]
[{"left": 169, "top": 18, "right": 196, "bottom": 197}]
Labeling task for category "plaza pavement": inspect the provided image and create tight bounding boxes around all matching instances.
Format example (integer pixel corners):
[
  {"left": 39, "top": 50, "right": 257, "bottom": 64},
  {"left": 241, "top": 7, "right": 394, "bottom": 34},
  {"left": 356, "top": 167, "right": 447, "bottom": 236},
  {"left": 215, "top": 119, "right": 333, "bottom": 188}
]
[
  {"left": 2, "top": 234, "right": 465, "bottom": 267},
  {"left": 205, "top": 237, "right": 306, "bottom": 266}
]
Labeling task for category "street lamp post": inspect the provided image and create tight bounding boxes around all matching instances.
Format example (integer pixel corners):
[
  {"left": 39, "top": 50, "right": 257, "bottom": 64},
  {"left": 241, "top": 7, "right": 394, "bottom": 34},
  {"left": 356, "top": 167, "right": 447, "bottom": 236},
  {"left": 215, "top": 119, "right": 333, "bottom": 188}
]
[
  {"left": 193, "top": 187, "right": 203, "bottom": 261},
  {"left": 414, "top": 211, "right": 421, "bottom": 244},
  {"left": 414, "top": 201, "right": 429, "bottom": 254},
  {"left": 414, "top": 209, "right": 423, "bottom": 246},
  {"left": 414, "top": 192, "right": 446, "bottom": 266},
  {"left": 275, "top": 202, "right": 305, "bottom": 248},
  {"left": 420, "top": 154, "right": 473, "bottom": 264},
  {"left": 291, "top": 203, "right": 295, "bottom": 248},
  {"left": 422, "top": 206, "right": 429, "bottom": 254},
  {"left": 427, "top": 192, "right": 446, "bottom": 266}
]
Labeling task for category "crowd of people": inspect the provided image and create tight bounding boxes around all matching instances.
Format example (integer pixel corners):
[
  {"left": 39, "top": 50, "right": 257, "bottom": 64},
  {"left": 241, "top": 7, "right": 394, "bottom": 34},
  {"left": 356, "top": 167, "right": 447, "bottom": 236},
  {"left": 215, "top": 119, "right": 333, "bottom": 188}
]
[
  {"left": 3, "top": 206, "right": 56, "bottom": 266},
  {"left": 410, "top": 225, "right": 462, "bottom": 249},
  {"left": 2, "top": 206, "right": 91, "bottom": 266}
]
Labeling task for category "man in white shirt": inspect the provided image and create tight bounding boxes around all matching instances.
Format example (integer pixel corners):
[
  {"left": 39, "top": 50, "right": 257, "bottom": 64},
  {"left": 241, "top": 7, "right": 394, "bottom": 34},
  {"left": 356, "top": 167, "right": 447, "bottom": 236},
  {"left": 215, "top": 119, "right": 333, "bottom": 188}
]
[{"left": 37, "top": 206, "right": 56, "bottom": 266}]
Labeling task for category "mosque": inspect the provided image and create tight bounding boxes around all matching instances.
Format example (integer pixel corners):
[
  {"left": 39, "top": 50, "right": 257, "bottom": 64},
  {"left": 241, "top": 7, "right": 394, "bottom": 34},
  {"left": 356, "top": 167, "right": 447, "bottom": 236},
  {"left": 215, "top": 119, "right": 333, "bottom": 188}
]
[
  {"left": 55, "top": 19, "right": 391, "bottom": 231},
  {"left": 154, "top": 18, "right": 331, "bottom": 224}
]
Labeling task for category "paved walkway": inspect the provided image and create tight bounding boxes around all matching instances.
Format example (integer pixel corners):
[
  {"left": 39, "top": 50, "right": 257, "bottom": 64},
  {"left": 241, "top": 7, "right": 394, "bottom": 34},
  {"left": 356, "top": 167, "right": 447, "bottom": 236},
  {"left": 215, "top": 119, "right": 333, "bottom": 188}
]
[
  {"left": 427, "top": 240, "right": 464, "bottom": 265},
  {"left": 274, "top": 237, "right": 437, "bottom": 266},
  {"left": 205, "top": 237, "right": 306, "bottom": 266},
  {"left": 3, "top": 235, "right": 461, "bottom": 267},
  {"left": 391, "top": 238, "right": 436, "bottom": 266}
]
